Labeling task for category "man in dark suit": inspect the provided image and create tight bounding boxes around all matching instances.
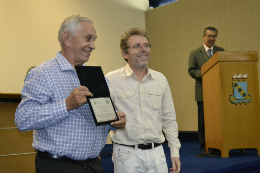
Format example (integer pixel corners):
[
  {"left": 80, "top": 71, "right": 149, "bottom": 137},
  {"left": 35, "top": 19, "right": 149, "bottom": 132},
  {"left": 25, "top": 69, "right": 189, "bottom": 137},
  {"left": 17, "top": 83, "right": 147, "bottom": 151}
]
[{"left": 188, "top": 27, "right": 224, "bottom": 152}]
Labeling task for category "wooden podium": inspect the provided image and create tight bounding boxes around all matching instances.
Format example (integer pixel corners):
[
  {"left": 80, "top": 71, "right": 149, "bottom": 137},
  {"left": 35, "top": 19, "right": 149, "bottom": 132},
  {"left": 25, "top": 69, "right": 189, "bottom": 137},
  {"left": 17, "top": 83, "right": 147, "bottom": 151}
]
[{"left": 201, "top": 51, "right": 260, "bottom": 158}]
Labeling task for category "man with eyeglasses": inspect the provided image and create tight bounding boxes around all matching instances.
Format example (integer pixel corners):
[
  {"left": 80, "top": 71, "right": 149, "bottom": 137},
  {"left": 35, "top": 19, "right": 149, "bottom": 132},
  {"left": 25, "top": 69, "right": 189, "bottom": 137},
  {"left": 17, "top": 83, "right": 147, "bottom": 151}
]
[
  {"left": 188, "top": 27, "right": 224, "bottom": 153},
  {"left": 106, "top": 27, "right": 181, "bottom": 173}
]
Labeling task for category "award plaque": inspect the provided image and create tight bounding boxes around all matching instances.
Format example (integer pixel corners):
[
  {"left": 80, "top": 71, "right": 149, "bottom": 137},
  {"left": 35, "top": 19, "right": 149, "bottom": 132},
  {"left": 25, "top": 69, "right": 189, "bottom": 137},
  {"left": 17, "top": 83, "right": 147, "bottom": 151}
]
[{"left": 75, "top": 66, "right": 118, "bottom": 126}]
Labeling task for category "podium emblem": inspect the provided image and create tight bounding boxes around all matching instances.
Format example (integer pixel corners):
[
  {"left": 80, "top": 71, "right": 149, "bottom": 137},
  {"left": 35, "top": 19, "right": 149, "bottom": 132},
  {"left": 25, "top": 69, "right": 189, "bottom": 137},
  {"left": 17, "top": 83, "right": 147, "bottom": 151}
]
[{"left": 229, "top": 73, "right": 252, "bottom": 104}]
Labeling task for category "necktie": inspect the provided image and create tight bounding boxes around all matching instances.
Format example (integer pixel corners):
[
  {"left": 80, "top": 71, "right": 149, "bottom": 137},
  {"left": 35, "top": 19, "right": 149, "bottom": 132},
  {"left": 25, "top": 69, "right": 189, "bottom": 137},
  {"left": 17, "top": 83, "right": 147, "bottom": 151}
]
[{"left": 207, "top": 49, "right": 212, "bottom": 59}]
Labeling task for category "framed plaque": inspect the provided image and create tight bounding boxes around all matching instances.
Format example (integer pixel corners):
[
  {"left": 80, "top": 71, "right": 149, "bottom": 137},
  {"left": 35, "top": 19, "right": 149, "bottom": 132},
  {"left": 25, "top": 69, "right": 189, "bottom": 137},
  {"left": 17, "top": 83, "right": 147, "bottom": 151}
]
[{"left": 75, "top": 66, "right": 118, "bottom": 126}]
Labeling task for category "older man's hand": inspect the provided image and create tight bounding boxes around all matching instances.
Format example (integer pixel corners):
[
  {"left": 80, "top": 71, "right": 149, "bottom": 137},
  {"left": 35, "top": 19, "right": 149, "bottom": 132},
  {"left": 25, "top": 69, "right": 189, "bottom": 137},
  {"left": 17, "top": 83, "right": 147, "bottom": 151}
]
[
  {"left": 110, "top": 111, "right": 126, "bottom": 129},
  {"left": 65, "top": 86, "right": 93, "bottom": 111}
]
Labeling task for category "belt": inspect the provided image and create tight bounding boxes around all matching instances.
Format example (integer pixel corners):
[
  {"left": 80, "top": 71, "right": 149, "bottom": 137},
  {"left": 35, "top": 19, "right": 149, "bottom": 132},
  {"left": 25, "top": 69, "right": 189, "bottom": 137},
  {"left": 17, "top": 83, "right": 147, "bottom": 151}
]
[
  {"left": 36, "top": 150, "right": 96, "bottom": 166},
  {"left": 115, "top": 143, "right": 161, "bottom": 150}
]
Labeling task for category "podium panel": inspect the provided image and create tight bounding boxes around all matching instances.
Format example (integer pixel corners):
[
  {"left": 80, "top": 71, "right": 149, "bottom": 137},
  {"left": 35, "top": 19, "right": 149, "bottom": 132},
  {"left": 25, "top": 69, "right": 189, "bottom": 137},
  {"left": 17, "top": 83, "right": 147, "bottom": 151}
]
[{"left": 201, "top": 51, "right": 260, "bottom": 157}]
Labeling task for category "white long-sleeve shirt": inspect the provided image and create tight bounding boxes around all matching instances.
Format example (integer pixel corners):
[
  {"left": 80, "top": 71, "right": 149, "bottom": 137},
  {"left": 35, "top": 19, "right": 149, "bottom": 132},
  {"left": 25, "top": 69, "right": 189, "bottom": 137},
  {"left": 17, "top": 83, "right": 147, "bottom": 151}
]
[{"left": 106, "top": 64, "right": 181, "bottom": 158}]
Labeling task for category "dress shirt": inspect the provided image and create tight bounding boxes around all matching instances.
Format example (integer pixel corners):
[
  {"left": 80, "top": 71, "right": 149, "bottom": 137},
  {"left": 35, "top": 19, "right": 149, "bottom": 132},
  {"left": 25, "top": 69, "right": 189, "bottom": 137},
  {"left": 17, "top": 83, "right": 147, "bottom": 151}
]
[
  {"left": 106, "top": 64, "right": 181, "bottom": 158},
  {"left": 203, "top": 44, "right": 213, "bottom": 53},
  {"left": 15, "top": 51, "right": 113, "bottom": 161}
]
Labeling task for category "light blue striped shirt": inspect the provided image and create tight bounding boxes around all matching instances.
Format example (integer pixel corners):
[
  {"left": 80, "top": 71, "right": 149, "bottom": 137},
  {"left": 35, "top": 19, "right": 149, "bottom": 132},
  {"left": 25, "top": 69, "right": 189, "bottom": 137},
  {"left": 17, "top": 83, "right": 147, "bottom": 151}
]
[{"left": 15, "top": 51, "right": 113, "bottom": 161}]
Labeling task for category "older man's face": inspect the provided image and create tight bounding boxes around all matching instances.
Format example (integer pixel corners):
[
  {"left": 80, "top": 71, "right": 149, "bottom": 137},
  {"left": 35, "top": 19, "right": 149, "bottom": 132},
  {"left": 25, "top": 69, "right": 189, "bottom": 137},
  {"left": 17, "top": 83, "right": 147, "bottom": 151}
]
[{"left": 69, "top": 21, "right": 97, "bottom": 65}]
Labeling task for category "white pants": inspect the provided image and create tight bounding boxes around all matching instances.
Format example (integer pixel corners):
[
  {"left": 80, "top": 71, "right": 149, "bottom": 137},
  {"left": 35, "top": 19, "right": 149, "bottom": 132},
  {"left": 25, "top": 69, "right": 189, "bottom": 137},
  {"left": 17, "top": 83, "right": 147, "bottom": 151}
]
[{"left": 112, "top": 144, "right": 168, "bottom": 173}]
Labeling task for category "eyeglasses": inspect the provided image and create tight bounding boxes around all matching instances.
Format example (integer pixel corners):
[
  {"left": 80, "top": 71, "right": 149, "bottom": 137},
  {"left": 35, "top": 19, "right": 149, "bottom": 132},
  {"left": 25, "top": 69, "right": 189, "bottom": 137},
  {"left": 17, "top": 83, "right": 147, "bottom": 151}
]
[
  {"left": 206, "top": 35, "right": 217, "bottom": 39},
  {"left": 128, "top": 43, "right": 151, "bottom": 51}
]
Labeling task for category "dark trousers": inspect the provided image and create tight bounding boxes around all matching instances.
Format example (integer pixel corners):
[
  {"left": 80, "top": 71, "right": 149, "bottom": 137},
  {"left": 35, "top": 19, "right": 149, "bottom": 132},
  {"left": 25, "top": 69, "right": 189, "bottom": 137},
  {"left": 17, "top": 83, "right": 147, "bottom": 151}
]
[
  {"left": 197, "top": 101, "right": 205, "bottom": 148},
  {"left": 35, "top": 155, "right": 103, "bottom": 173}
]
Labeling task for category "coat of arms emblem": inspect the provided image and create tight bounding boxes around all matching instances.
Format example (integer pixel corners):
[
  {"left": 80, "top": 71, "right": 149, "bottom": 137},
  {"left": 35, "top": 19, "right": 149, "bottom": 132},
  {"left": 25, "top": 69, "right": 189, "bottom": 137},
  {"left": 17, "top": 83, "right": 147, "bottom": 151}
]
[{"left": 229, "top": 73, "right": 252, "bottom": 104}]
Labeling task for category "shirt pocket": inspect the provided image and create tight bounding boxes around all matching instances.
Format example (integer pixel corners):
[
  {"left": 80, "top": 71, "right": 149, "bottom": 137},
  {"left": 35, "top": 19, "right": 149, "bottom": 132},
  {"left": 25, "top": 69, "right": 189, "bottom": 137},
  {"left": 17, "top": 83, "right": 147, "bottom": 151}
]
[
  {"left": 115, "top": 91, "right": 134, "bottom": 99},
  {"left": 148, "top": 90, "right": 162, "bottom": 110},
  {"left": 115, "top": 91, "right": 136, "bottom": 113}
]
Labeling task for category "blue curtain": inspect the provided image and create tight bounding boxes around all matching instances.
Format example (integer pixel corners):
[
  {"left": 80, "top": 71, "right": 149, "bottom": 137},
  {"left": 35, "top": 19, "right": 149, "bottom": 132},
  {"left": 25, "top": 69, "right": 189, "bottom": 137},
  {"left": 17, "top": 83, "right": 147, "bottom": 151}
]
[{"left": 149, "top": 0, "right": 178, "bottom": 8}]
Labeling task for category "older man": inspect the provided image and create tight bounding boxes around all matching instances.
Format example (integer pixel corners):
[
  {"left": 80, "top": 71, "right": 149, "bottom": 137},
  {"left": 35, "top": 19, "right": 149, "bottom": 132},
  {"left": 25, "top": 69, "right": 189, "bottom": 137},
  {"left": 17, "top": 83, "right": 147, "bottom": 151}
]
[
  {"left": 188, "top": 27, "right": 224, "bottom": 152},
  {"left": 106, "top": 27, "right": 181, "bottom": 173},
  {"left": 15, "top": 14, "right": 125, "bottom": 173}
]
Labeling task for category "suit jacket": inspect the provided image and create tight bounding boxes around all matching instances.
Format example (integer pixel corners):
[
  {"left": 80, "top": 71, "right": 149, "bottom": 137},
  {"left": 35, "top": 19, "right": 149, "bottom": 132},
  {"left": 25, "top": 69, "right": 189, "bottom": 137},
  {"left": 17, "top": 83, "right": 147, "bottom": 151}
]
[{"left": 188, "top": 45, "right": 225, "bottom": 101}]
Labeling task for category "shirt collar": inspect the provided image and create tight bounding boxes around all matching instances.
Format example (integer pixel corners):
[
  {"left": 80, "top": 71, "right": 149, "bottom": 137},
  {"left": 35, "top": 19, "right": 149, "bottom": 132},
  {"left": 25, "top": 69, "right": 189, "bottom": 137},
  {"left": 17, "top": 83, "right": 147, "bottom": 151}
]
[
  {"left": 56, "top": 51, "right": 86, "bottom": 71},
  {"left": 203, "top": 44, "right": 213, "bottom": 52},
  {"left": 146, "top": 66, "right": 155, "bottom": 79},
  {"left": 125, "top": 63, "right": 155, "bottom": 79},
  {"left": 125, "top": 63, "right": 134, "bottom": 76}
]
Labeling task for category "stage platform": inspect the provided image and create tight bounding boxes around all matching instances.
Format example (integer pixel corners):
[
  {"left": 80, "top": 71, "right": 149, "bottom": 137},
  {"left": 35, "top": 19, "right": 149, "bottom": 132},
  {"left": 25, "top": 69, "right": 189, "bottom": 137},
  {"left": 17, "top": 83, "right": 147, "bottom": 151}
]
[{"left": 100, "top": 133, "right": 260, "bottom": 173}]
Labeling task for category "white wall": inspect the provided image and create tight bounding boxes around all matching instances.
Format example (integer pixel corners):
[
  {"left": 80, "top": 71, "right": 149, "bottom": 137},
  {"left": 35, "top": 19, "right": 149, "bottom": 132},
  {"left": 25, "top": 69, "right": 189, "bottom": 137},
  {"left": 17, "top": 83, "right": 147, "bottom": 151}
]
[{"left": 0, "top": 0, "right": 149, "bottom": 93}]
